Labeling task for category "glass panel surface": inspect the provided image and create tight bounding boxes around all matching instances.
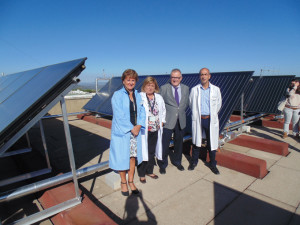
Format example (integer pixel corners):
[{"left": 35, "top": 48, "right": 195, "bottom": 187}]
[{"left": 0, "top": 58, "right": 86, "bottom": 140}]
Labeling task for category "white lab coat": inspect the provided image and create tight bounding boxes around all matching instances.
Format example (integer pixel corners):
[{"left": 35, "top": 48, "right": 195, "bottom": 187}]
[
  {"left": 140, "top": 92, "right": 166, "bottom": 161},
  {"left": 189, "top": 83, "right": 222, "bottom": 150}
]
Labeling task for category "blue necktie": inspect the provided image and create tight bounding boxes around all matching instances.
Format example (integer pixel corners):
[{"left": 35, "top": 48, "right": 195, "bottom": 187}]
[{"left": 175, "top": 87, "right": 179, "bottom": 106}]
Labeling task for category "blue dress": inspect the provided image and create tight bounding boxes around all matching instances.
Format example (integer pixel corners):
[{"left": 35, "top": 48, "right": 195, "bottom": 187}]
[{"left": 109, "top": 87, "right": 146, "bottom": 170}]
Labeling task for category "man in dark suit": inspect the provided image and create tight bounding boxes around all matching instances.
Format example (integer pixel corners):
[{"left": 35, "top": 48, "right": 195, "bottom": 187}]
[{"left": 158, "top": 68, "right": 189, "bottom": 174}]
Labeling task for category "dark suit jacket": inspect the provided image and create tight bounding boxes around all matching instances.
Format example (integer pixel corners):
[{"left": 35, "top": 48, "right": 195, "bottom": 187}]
[{"left": 160, "top": 83, "right": 189, "bottom": 130}]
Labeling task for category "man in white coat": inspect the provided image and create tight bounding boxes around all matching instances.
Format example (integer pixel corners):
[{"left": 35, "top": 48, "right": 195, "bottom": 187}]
[{"left": 188, "top": 68, "right": 222, "bottom": 174}]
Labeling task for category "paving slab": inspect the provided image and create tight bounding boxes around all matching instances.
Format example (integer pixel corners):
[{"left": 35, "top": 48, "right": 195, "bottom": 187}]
[
  {"left": 210, "top": 189, "right": 295, "bottom": 225},
  {"left": 99, "top": 190, "right": 154, "bottom": 223},
  {"left": 276, "top": 151, "right": 300, "bottom": 171},
  {"left": 80, "top": 176, "right": 115, "bottom": 199},
  {"left": 248, "top": 165, "right": 300, "bottom": 207},
  {"left": 126, "top": 212, "right": 158, "bottom": 225},
  {"left": 285, "top": 137, "right": 299, "bottom": 146},
  {"left": 134, "top": 164, "right": 206, "bottom": 206},
  {"left": 147, "top": 180, "right": 239, "bottom": 225},
  {"left": 250, "top": 126, "right": 283, "bottom": 141},
  {"left": 204, "top": 166, "right": 256, "bottom": 192},
  {"left": 78, "top": 156, "right": 105, "bottom": 169},
  {"left": 293, "top": 142, "right": 300, "bottom": 149},
  {"left": 89, "top": 126, "right": 112, "bottom": 139}
]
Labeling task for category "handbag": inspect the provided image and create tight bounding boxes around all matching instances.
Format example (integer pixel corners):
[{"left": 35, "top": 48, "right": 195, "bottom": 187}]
[{"left": 277, "top": 97, "right": 287, "bottom": 111}]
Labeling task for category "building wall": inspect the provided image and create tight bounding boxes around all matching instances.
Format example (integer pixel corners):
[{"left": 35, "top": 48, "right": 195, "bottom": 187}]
[{"left": 48, "top": 96, "right": 93, "bottom": 115}]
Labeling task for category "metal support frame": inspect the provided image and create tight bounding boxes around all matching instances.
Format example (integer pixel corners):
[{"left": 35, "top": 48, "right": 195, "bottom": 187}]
[
  {"left": 0, "top": 82, "right": 94, "bottom": 224},
  {"left": 0, "top": 161, "right": 109, "bottom": 203},
  {"left": 220, "top": 113, "right": 267, "bottom": 147},
  {"left": 2, "top": 162, "right": 109, "bottom": 225},
  {"left": 0, "top": 148, "right": 31, "bottom": 158},
  {"left": 0, "top": 168, "right": 52, "bottom": 188},
  {"left": 60, "top": 96, "right": 80, "bottom": 199},
  {"left": 219, "top": 131, "right": 240, "bottom": 147},
  {"left": 42, "top": 111, "right": 89, "bottom": 119},
  {"left": 0, "top": 121, "right": 54, "bottom": 187},
  {"left": 13, "top": 198, "right": 81, "bottom": 225},
  {"left": 2, "top": 94, "right": 82, "bottom": 225},
  {"left": 39, "top": 120, "right": 51, "bottom": 169},
  {"left": 0, "top": 86, "right": 79, "bottom": 187},
  {"left": 223, "top": 113, "right": 266, "bottom": 132},
  {"left": 0, "top": 133, "right": 32, "bottom": 158},
  {"left": 95, "top": 77, "right": 111, "bottom": 94}
]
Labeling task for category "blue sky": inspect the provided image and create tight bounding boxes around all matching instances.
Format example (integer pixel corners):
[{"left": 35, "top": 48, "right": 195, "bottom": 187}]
[{"left": 1, "top": 0, "right": 299, "bottom": 82}]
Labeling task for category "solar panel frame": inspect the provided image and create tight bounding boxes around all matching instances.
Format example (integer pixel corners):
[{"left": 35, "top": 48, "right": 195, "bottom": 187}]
[
  {"left": 0, "top": 58, "right": 87, "bottom": 147},
  {"left": 181, "top": 72, "right": 254, "bottom": 133},
  {"left": 83, "top": 77, "right": 123, "bottom": 113},
  {"left": 235, "top": 75, "right": 295, "bottom": 114}
]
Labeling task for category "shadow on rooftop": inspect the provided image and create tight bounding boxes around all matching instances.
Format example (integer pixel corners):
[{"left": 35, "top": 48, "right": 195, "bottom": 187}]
[
  {"left": 0, "top": 117, "right": 112, "bottom": 223},
  {"left": 213, "top": 182, "right": 300, "bottom": 225}
]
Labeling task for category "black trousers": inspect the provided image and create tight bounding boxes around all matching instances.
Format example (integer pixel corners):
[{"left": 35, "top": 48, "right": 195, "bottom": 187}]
[
  {"left": 138, "top": 130, "right": 158, "bottom": 177},
  {"left": 158, "top": 120, "right": 184, "bottom": 169},
  {"left": 191, "top": 118, "right": 217, "bottom": 167}
]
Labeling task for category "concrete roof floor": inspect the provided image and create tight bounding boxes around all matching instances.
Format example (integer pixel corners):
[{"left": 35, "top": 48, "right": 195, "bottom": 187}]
[{"left": 0, "top": 115, "right": 300, "bottom": 225}]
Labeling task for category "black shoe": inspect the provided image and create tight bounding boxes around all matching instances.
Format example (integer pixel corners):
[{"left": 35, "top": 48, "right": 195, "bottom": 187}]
[
  {"left": 146, "top": 174, "right": 159, "bottom": 179},
  {"left": 210, "top": 166, "right": 220, "bottom": 175},
  {"left": 131, "top": 189, "right": 140, "bottom": 195},
  {"left": 128, "top": 181, "right": 139, "bottom": 194},
  {"left": 121, "top": 191, "right": 129, "bottom": 196},
  {"left": 121, "top": 182, "right": 129, "bottom": 196},
  {"left": 176, "top": 165, "right": 184, "bottom": 171},
  {"left": 159, "top": 168, "right": 166, "bottom": 174},
  {"left": 140, "top": 178, "right": 146, "bottom": 184},
  {"left": 188, "top": 163, "right": 196, "bottom": 171}
]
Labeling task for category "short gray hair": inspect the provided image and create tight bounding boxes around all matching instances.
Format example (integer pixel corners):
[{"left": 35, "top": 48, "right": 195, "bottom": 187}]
[{"left": 170, "top": 68, "right": 182, "bottom": 76}]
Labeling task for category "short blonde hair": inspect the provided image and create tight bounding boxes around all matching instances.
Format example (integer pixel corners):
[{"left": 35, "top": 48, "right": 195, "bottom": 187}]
[
  {"left": 121, "top": 69, "right": 139, "bottom": 81},
  {"left": 141, "top": 76, "right": 160, "bottom": 93}
]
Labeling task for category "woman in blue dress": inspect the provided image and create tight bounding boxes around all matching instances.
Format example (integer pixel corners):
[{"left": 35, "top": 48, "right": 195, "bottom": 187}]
[{"left": 109, "top": 69, "right": 145, "bottom": 196}]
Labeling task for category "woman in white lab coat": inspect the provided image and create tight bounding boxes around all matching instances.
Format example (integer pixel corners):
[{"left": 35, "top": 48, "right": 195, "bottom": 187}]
[{"left": 138, "top": 77, "right": 166, "bottom": 183}]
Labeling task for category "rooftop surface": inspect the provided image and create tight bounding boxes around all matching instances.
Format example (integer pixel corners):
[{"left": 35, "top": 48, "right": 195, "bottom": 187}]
[{"left": 1, "top": 115, "right": 300, "bottom": 225}]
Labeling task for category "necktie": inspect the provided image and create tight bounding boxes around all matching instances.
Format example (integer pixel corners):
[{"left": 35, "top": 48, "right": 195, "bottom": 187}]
[{"left": 175, "top": 87, "right": 179, "bottom": 106}]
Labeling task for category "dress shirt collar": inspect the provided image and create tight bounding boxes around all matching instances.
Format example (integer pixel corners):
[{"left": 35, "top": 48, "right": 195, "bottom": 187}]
[
  {"left": 172, "top": 83, "right": 181, "bottom": 89},
  {"left": 200, "top": 82, "right": 210, "bottom": 90}
]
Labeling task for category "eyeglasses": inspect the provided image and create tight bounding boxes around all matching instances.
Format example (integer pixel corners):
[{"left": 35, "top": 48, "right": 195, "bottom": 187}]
[{"left": 171, "top": 77, "right": 181, "bottom": 80}]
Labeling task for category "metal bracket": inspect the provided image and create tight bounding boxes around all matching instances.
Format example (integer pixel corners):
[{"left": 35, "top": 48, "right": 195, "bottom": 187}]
[{"left": 0, "top": 133, "right": 32, "bottom": 158}]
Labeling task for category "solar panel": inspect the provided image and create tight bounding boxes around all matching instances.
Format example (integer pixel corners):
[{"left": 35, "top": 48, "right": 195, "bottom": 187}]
[
  {"left": 83, "top": 75, "right": 171, "bottom": 115},
  {"left": 0, "top": 58, "right": 87, "bottom": 149},
  {"left": 235, "top": 75, "right": 295, "bottom": 114},
  {"left": 84, "top": 72, "right": 254, "bottom": 134},
  {"left": 83, "top": 77, "right": 123, "bottom": 113},
  {"left": 180, "top": 72, "right": 254, "bottom": 133}
]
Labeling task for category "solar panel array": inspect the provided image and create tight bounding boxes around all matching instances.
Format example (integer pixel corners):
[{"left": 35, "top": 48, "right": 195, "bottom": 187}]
[
  {"left": 83, "top": 71, "right": 254, "bottom": 134},
  {"left": 0, "top": 58, "right": 87, "bottom": 147},
  {"left": 235, "top": 75, "right": 295, "bottom": 114}
]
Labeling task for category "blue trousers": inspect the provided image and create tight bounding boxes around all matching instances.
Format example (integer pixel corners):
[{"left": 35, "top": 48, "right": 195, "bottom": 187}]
[{"left": 191, "top": 118, "right": 217, "bottom": 167}]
